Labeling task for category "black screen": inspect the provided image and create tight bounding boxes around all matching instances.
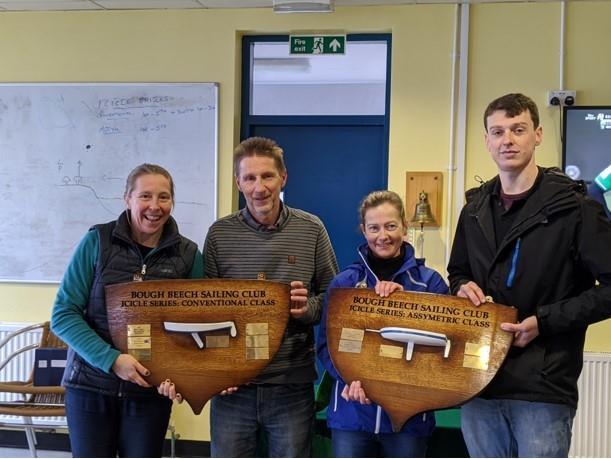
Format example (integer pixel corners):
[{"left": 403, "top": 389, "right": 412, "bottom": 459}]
[{"left": 562, "top": 106, "right": 611, "bottom": 183}]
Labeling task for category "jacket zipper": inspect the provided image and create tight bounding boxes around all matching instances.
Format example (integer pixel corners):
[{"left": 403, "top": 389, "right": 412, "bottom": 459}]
[
  {"left": 356, "top": 247, "right": 425, "bottom": 289},
  {"left": 115, "top": 230, "right": 179, "bottom": 281},
  {"left": 375, "top": 406, "right": 382, "bottom": 434},
  {"left": 333, "top": 380, "right": 339, "bottom": 412},
  {"left": 506, "top": 238, "right": 521, "bottom": 288},
  {"left": 357, "top": 249, "right": 380, "bottom": 286}
]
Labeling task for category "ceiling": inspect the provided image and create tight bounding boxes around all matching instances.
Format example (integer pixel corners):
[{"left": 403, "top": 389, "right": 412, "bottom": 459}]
[{"left": 0, "top": 0, "right": 585, "bottom": 12}]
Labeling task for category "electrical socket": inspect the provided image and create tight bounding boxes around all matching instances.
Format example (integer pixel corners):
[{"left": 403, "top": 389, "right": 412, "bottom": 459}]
[{"left": 547, "top": 90, "right": 576, "bottom": 107}]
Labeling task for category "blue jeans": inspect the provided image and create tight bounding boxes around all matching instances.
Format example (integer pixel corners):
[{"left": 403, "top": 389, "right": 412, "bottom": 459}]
[
  {"left": 65, "top": 387, "right": 172, "bottom": 457},
  {"left": 210, "top": 383, "right": 314, "bottom": 457},
  {"left": 332, "top": 429, "right": 428, "bottom": 458},
  {"left": 461, "top": 397, "right": 576, "bottom": 457}
]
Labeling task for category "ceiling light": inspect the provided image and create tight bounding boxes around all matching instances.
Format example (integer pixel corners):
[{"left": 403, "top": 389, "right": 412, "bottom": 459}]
[{"left": 273, "top": 0, "right": 334, "bottom": 13}]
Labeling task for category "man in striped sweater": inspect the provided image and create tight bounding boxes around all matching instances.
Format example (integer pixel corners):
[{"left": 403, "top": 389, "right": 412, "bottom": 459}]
[{"left": 204, "top": 136, "right": 338, "bottom": 457}]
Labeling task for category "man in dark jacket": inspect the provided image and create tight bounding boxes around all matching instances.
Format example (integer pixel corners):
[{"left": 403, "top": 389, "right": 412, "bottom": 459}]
[{"left": 448, "top": 93, "right": 611, "bottom": 457}]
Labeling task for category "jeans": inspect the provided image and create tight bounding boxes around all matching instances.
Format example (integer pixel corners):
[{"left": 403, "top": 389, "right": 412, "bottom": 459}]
[
  {"left": 461, "top": 397, "right": 576, "bottom": 457},
  {"left": 210, "top": 383, "right": 314, "bottom": 458},
  {"left": 332, "top": 428, "right": 428, "bottom": 458},
  {"left": 65, "top": 387, "right": 172, "bottom": 458}
]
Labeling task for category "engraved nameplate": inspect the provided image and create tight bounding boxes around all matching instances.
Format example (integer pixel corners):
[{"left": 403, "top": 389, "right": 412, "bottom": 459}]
[
  {"left": 341, "top": 328, "right": 365, "bottom": 341},
  {"left": 246, "top": 323, "right": 268, "bottom": 335},
  {"left": 127, "top": 324, "right": 151, "bottom": 337},
  {"left": 127, "top": 336, "right": 151, "bottom": 349},
  {"left": 464, "top": 342, "right": 490, "bottom": 358},
  {"left": 206, "top": 335, "right": 230, "bottom": 348},
  {"left": 379, "top": 344, "right": 404, "bottom": 359},
  {"left": 246, "top": 335, "right": 269, "bottom": 348},
  {"left": 463, "top": 354, "right": 488, "bottom": 370},
  {"left": 246, "top": 347, "right": 269, "bottom": 360},
  {"left": 128, "top": 349, "right": 152, "bottom": 361},
  {"left": 463, "top": 342, "right": 490, "bottom": 370},
  {"left": 339, "top": 339, "right": 362, "bottom": 353}
]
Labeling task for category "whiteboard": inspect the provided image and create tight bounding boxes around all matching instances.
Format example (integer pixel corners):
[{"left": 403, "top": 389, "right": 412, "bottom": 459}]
[{"left": 0, "top": 83, "right": 218, "bottom": 283}]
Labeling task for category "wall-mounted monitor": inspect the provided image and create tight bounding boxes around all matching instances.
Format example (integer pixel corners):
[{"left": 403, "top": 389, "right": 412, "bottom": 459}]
[{"left": 563, "top": 106, "right": 611, "bottom": 183}]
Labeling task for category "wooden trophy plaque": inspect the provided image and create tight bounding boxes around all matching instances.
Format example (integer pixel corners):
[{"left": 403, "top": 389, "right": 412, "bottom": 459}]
[
  {"left": 327, "top": 288, "right": 518, "bottom": 431},
  {"left": 106, "top": 279, "right": 290, "bottom": 415}
]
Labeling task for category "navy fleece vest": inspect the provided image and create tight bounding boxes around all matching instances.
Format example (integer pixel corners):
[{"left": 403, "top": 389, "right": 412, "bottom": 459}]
[{"left": 63, "top": 213, "right": 197, "bottom": 396}]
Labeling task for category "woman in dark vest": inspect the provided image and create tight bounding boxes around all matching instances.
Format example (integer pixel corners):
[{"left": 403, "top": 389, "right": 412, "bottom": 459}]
[{"left": 51, "top": 163, "right": 203, "bottom": 457}]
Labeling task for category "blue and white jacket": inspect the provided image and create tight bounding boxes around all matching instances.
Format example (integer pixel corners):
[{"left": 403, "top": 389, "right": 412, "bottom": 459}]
[{"left": 317, "top": 242, "right": 449, "bottom": 435}]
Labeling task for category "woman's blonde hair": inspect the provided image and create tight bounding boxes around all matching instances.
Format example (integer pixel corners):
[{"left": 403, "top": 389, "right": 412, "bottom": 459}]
[{"left": 359, "top": 190, "right": 407, "bottom": 227}]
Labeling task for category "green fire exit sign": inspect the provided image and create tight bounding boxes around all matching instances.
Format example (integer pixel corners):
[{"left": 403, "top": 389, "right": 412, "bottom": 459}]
[{"left": 290, "top": 35, "right": 346, "bottom": 55}]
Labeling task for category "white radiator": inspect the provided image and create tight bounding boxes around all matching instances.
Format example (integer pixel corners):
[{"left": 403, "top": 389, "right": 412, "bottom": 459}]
[
  {"left": 0, "top": 321, "right": 66, "bottom": 427},
  {"left": 570, "top": 352, "right": 611, "bottom": 458}
]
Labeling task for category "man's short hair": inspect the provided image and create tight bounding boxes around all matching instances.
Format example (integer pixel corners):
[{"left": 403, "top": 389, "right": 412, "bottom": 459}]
[
  {"left": 233, "top": 137, "right": 287, "bottom": 176},
  {"left": 484, "top": 93, "right": 540, "bottom": 131}
]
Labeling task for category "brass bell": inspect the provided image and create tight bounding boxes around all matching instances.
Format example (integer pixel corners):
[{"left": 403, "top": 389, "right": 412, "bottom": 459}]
[
  {"left": 410, "top": 191, "right": 436, "bottom": 226},
  {"left": 410, "top": 191, "right": 436, "bottom": 259}
]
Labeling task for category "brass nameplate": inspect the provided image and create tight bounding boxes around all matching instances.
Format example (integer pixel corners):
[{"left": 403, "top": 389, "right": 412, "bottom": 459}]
[
  {"left": 127, "top": 325, "right": 152, "bottom": 360},
  {"left": 463, "top": 354, "right": 488, "bottom": 370},
  {"left": 127, "top": 324, "right": 151, "bottom": 337},
  {"left": 246, "top": 323, "right": 268, "bottom": 335},
  {"left": 463, "top": 342, "right": 490, "bottom": 370},
  {"left": 339, "top": 339, "right": 362, "bottom": 353},
  {"left": 246, "top": 347, "right": 269, "bottom": 360},
  {"left": 464, "top": 342, "right": 490, "bottom": 358},
  {"left": 246, "top": 335, "right": 269, "bottom": 348},
  {"left": 379, "top": 344, "right": 404, "bottom": 359},
  {"left": 129, "top": 349, "right": 152, "bottom": 361},
  {"left": 206, "top": 335, "right": 230, "bottom": 348},
  {"left": 127, "top": 336, "right": 151, "bottom": 349},
  {"left": 338, "top": 327, "right": 364, "bottom": 353},
  {"left": 341, "top": 328, "right": 365, "bottom": 341}
]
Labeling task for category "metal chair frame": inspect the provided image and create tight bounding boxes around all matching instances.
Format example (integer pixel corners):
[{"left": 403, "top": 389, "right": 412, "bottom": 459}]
[
  {"left": 0, "top": 321, "right": 67, "bottom": 458},
  {"left": 0, "top": 321, "right": 182, "bottom": 457}
]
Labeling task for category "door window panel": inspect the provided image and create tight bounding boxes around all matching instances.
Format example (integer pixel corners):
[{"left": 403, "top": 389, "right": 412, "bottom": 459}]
[{"left": 251, "top": 41, "right": 387, "bottom": 115}]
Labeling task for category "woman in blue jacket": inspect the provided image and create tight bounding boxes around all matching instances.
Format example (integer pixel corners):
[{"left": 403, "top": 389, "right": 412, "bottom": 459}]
[
  {"left": 51, "top": 164, "right": 203, "bottom": 458},
  {"left": 317, "top": 190, "right": 448, "bottom": 457}
]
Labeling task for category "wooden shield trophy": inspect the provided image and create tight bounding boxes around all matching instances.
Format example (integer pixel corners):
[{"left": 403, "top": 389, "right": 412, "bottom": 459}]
[
  {"left": 106, "top": 279, "right": 290, "bottom": 415},
  {"left": 327, "top": 288, "right": 518, "bottom": 431}
]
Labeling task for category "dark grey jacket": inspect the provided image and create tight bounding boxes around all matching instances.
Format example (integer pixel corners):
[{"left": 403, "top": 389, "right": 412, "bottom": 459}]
[{"left": 448, "top": 167, "right": 611, "bottom": 408}]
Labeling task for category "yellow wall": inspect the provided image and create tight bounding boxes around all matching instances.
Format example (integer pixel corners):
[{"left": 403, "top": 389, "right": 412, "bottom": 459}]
[{"left": 1, "top": 1, "right": 610, "bottom": 441}]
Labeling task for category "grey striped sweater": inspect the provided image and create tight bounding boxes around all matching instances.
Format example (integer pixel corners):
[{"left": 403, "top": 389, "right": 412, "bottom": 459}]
[{"left": 204, "top": 205, "right": 338, "bottom": 383}]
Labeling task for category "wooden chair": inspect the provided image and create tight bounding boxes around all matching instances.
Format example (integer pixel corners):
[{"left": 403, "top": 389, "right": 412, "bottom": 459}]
[{"left": 0, "top": 321, "right": 67, "bottom": 457}]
